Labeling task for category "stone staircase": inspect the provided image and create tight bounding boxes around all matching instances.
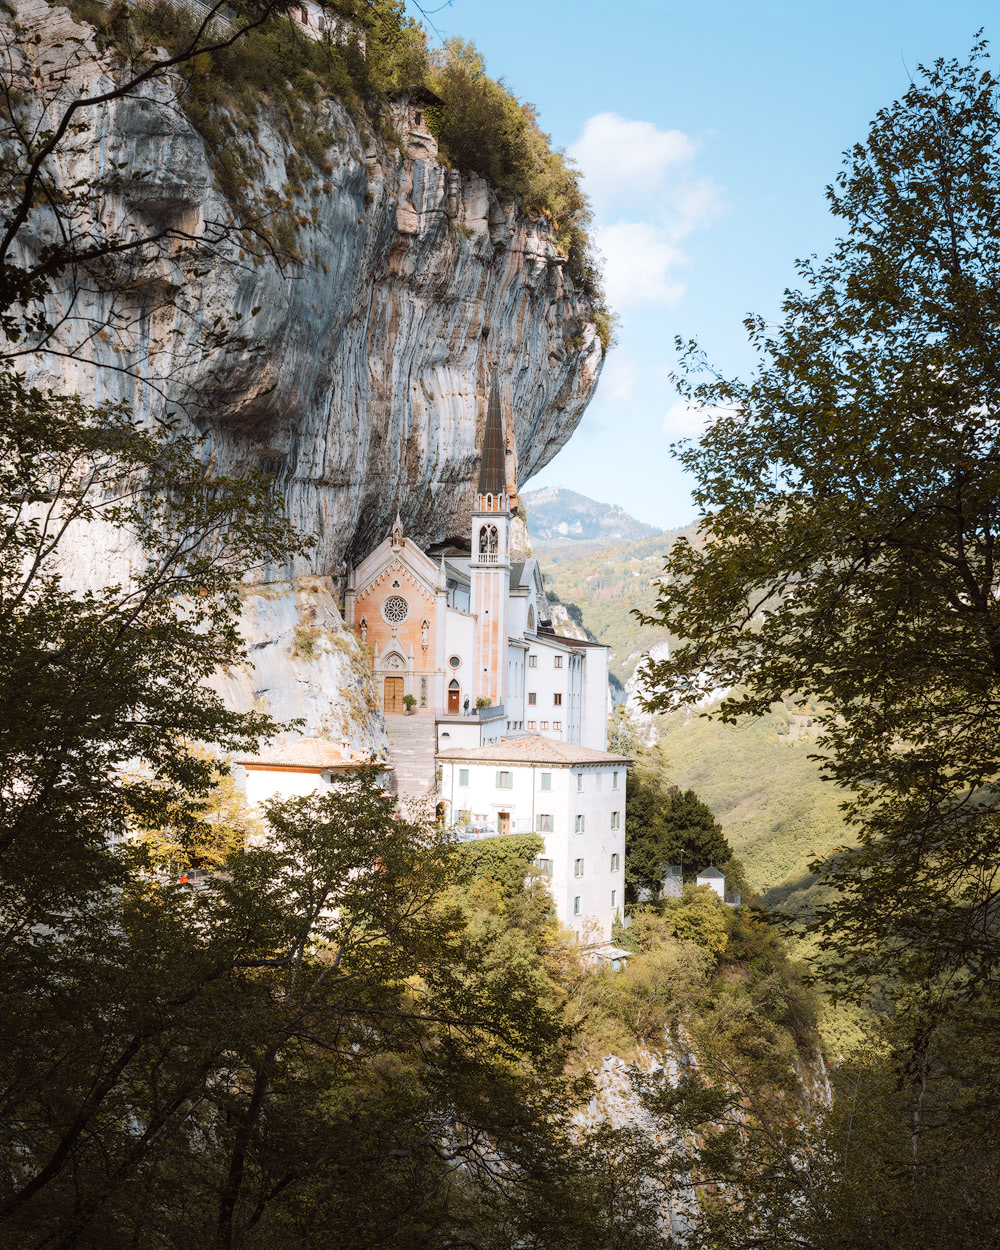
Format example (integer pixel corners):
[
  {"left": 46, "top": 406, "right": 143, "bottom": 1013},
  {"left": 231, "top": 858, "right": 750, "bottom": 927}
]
[{"left": 384, "top": 714, "right": 438, "bottom": 802}]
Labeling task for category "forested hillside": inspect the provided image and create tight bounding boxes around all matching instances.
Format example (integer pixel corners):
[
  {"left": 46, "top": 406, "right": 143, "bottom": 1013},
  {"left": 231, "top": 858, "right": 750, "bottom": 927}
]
[{"left": 536, "top": 525, "right": 697, "bottom": 686}]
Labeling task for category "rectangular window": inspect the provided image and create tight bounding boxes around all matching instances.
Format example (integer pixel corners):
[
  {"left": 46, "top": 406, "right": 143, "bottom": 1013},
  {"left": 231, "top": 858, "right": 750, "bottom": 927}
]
[
  {"left": 528, "top": 692, "right": 537, "bottom": 705},
  {"left": 611, "top": 811, "right": 620, "bottom": 829},
  {"left": 574, "top": 858, "right": 584, "bottom": 876},
  {"left": 575, "top": 814, "right": 585, "bottom": 833},
  {"left": 554, "top": 656, "right": 563, "bottom": 669},
  {"left": 534, "top": 857, "right": 553, "bottom": 876},
  {"left": 528, "top": 654, "right": 537, "bottom": 668},
  {"left": 613, "top": 770, "right": 619, "bottom": 790},
  {"left": 540, "top": 721, "right": 549, "bottom": 730},
  {"left": 553, "top": 692, "right": 562, "bottom": 706},
  {"left": 537, "top": 813, "right": 553, "bottom": 832},
  {"left": 553, "top": 721, "right": 561, "bottom": 731},
  {"left": 496, "top": 771, "right": 512, "bottom": 789},
  {"left": 577, "top": 773, "right": 584, "bottom": 793},
  {"left": 573, "top": 896, "right": 581, "bottom": 916},
  {"left": 420, "top": 677, "right": 427, "bottom": 707},
  {"left": 611, "top": 853, "right": 620, "bottom": 872},
  {"left": 611, "top": 889, "right": 617, "bottom": 909},
  {"left": 527, "top": 720, "right": 536, "bottom": 729},
  {"left": 540, "top": 772, "right": 551, "bottom": 791},
  {"left": 458, "top": 769, "right": 469, "bottom": 787}
]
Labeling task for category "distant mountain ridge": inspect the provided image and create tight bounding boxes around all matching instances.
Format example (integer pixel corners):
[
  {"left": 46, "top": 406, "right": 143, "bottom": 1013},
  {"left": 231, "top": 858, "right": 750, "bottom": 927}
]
[{"left": 522, "top": 487, "right": 657, "bottom": 542}]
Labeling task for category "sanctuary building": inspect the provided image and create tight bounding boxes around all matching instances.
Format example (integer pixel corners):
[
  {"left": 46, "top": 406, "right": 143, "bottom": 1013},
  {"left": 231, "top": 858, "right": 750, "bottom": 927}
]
[
  {"left": 344, "top": 377, "right": 630, "bottom": 944},
  {"left": 345, "top": 380, "right": 610, "bottom": 753}
]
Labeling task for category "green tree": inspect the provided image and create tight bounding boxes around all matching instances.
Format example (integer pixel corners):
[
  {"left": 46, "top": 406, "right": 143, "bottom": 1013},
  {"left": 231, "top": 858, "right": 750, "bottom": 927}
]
[
  {"left": 635, "top": 42, "right": 1000, "bottom": 1247},
  {"left": 625, "top": 771, "right": 730, "bottom": 898},
  {"left": 0, "top": 771, "right": 603, "bottom": 1249},
  {"left": 640, "top": 42, "right": 1000, "bottom": 1004}
]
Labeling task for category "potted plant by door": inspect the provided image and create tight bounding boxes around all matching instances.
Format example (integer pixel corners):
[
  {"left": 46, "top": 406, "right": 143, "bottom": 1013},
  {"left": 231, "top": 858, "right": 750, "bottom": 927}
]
[{"left": 402, "top": 694, "right": 417, "bottom": 715}]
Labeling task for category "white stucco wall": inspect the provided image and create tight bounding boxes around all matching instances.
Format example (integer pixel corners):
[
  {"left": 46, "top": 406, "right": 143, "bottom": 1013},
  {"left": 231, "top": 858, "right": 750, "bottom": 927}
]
[
  {"left": 442, "top": 607, "right": 476, "bottom": 711},
  {"left": 438, "top": 758, "right": 626, "bottom": 943},
  {"left": 242, "top": 766, "right": 336, "bottom": 807},
  {"left": 581, "top": 646, "right": 611, "bottom": 750}
]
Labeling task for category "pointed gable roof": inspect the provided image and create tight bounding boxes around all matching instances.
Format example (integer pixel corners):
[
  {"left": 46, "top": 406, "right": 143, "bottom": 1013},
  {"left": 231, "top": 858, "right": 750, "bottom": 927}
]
[{"left": 478, "top": 373, "right": 508, "bottom": 496}]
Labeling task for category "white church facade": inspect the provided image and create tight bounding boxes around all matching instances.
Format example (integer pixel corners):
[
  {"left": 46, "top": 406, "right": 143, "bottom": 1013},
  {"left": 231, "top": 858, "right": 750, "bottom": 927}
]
[{"left": 344, "top": 379, "right": 611, "bottom": 755}]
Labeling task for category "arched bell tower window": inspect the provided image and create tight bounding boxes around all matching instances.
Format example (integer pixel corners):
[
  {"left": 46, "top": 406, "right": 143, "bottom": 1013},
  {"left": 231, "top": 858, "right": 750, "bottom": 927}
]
[{"left": 479, "top": 524, "right": 499, "bottom": 560}]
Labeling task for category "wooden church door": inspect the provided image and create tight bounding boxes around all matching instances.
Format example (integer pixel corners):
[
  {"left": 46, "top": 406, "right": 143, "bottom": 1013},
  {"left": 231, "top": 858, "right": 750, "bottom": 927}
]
[
  {"left": 448, "top": 680, "right": 460, "bottom": 713},
  {"left": 384, "top": 676, "right": 404, "bottom": 714}
]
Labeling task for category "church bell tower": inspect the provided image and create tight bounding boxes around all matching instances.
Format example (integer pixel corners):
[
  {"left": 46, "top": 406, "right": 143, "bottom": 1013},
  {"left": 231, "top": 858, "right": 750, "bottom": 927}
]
[{"left": 470, "top": 374, "right": 512, "bottom": 710}]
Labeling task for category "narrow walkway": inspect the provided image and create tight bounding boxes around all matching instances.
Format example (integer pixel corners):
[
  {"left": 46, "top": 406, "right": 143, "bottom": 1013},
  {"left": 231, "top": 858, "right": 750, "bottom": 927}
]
[{"left": 384, "top": 714, "right": 438, "bottom": 801}]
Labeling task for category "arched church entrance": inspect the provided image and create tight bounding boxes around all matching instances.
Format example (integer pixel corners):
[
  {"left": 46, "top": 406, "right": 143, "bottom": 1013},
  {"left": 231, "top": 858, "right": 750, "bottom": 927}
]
[
  {"left": 384, "top": 676, "right": 404, "bottom": 714},
  {"left": 448, "top": 679, "right": 460, "bottom": 714}
]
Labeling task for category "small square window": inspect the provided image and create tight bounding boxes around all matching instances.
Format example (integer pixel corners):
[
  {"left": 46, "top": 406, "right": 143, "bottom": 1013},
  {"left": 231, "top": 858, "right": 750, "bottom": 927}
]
[
  {"left": 535, "top": 857, "right": 553, "bottom": 876},
  {"left": 540, "top": 721, "right": 549, "bottom": 730},
  {"left": 458, "top": 769, "right": 469, "bottom": 787},
  {"left": 574, "top": 858, "right": 584, "bottom": 877},
  {"left": 528, "top": 692, "right": 537, "bottom": 705},
  {"left": 527, "top": 720, "right": 536, "bottom": 730},
  {"left": 554, "top": 656, "right": 563, "bottom": 669},
  {"left": 553, "top": 721, "right": 561, "bottom": 731},
  {"left": 540, "top": 772, "right": 551, "bottom": 791},
  {"left": 496, "top": 771, "right": 512, "bottom": 789},
  {"left": 575, "top": 814, "right": 585, "bottom": 833},
  {"left": 611, "top": 853, "right": 620, "bottom": 872},
  {"left": 537, "top": 813, "right": 553, "bottom": 832},
  {"left": 611, "top": 811, "right": 620, "bottom": 829},
  {"left": 528, "top": 654, "right": 537, "bottom": 668},
  {"left": 553, "top": 692, "right": 562, "bottom": 706},
  {"left": 573, "top": 896, "right": 581, "bottom": 916}
]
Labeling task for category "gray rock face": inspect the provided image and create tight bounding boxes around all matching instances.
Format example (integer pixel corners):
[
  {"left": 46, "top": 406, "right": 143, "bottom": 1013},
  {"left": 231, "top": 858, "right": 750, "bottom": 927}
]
[{"left": 14, "top": 1, "right": 604, "bottom": 744}]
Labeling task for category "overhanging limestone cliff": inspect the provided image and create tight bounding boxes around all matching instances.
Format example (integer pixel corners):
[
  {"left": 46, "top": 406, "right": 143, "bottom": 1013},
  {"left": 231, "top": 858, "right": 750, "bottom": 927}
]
[{"left": 13, "top": 1, "right": 605, "bottom": 743}]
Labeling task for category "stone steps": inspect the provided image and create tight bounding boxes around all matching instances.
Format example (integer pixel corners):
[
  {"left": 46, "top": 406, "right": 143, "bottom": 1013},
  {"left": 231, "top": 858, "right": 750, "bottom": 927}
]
[{"left": 384, "top": 714, "right": 438, "bottom": 801}]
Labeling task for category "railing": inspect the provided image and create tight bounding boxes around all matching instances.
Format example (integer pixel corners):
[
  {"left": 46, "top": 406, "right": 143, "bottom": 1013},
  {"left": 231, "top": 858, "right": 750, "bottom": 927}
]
[
  {"left": 451, "top": 817, "right": 536, "bottom": 842},
  {"left": 476, "top": 703, "right": 505, "bottom": 723},
  {"left": 475, "top": 551, "right": 501, "bottom": 564}
]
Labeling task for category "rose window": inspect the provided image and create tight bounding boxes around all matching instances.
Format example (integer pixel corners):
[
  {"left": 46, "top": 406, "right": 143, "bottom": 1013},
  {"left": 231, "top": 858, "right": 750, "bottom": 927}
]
[{"left": 383, "top": 595, "right": 409, "bottom": 624}]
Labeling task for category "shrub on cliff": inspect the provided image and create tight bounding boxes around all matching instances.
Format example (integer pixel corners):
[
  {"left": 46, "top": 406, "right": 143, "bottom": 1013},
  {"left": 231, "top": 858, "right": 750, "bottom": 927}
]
[{"left": 426, "top": 37, "right": 608, "bottom": 319}]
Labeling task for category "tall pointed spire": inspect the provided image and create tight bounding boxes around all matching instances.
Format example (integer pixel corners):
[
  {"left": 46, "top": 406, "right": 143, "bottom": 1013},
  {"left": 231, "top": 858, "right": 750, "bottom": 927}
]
[{"left": 478, "top": 372, "right": 507, "bottom": 497}]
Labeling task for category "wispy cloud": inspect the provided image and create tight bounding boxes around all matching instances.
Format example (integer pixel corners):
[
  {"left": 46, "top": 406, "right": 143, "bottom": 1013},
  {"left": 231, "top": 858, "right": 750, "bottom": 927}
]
[
  {"left": 662, "top": 400, "right": 723, "bottom": 440},
  {"left": 570, "top": 112, "right": 721, "bottom": 311}
]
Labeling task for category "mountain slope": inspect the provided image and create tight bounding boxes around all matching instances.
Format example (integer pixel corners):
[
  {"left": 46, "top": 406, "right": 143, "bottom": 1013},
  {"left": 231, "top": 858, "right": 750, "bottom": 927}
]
[{"left": 522, "top": 487, "right": 657, "bottom": 543}]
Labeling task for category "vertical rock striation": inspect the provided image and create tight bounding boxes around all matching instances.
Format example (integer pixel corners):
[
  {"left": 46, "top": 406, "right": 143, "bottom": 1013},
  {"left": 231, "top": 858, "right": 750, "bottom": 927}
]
[{"left": 14, "top": 2, "right": 605, "bottom": 742}]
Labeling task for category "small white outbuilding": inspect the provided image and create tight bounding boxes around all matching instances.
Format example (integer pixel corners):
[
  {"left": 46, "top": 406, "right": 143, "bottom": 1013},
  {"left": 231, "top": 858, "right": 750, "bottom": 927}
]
[
  {"left": 233, "top": 737, "right": 379, "bottom": 807},
  {"left": 696, "top": 865, "right": 727, "bottom": 899}
]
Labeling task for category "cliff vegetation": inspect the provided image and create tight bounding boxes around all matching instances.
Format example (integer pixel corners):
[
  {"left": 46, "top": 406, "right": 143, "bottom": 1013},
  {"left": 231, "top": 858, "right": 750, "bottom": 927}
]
[{"left": 65, "top": 0, "right": 611, "bottom": 343}]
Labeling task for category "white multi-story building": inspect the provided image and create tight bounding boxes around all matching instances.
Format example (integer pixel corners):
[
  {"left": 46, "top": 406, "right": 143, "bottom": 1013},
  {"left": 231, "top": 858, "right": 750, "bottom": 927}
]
[{"left": 437, "top": 737, "right": 629, "bottom": 944}]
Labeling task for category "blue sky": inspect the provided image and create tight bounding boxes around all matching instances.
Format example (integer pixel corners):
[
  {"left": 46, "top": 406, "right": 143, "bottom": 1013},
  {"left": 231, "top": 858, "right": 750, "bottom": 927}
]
[{"left": 406, "top": 0, "right": 992, "bottom": 530}]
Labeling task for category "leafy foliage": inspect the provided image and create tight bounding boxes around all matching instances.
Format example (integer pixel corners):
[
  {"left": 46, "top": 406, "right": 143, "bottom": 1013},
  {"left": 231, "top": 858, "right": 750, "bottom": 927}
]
[
  {"left": 0, "top": 368, "right": 302, "bottom": 922},
  {"left": 455, "top": 831, "right": 544, "bottom": 900},
  {"left": 640, "top": 42, "right": 1000, "bottom": 1007},
  {"left": 625, "top": 770, "right": 731, "bottom": 897},
  {"left": 425, "top": 39, "right": 608, "bottom": 319},
  {"left": 633, "top": 42, "right": 1000, "bottom": 1246}
]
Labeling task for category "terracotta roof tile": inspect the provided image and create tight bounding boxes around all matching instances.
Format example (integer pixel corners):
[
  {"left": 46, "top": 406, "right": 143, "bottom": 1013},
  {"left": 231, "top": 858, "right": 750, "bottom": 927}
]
[{"left": 234, "top": 737, "right": 365, "bottom": 769}]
